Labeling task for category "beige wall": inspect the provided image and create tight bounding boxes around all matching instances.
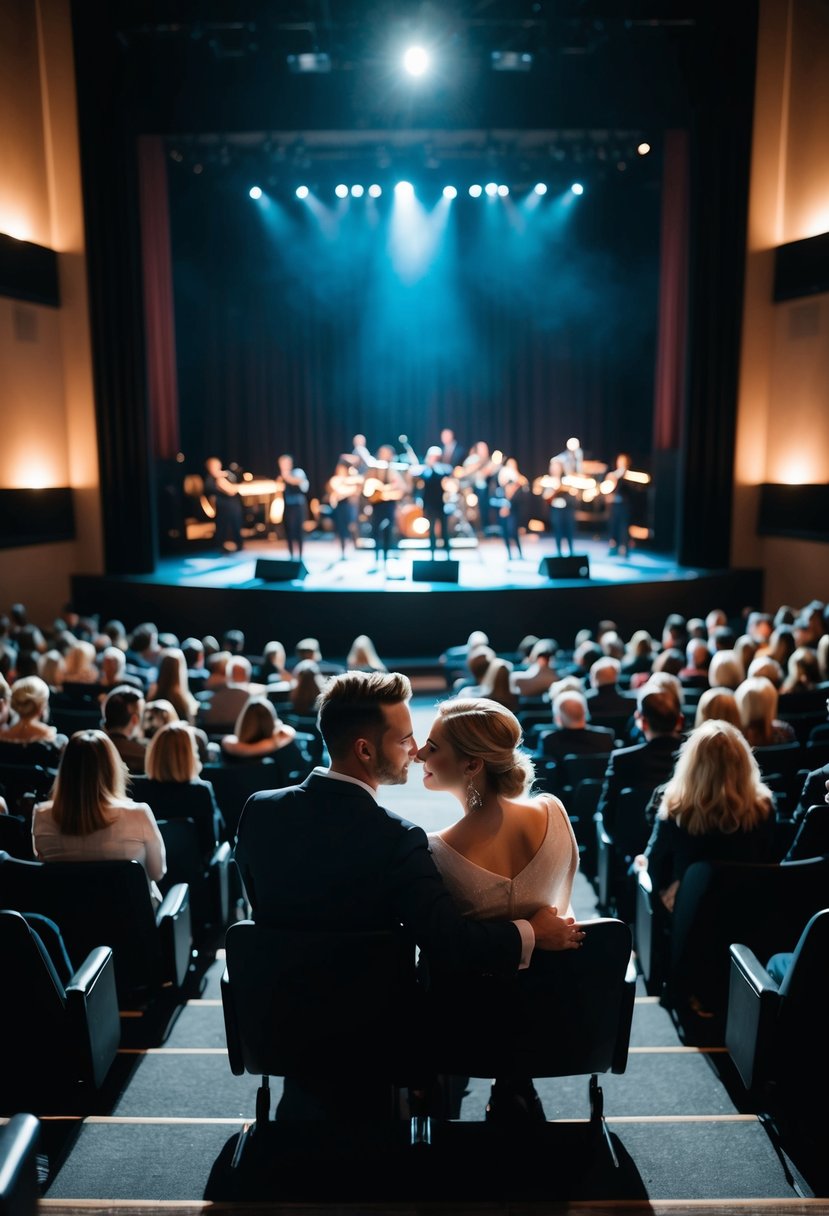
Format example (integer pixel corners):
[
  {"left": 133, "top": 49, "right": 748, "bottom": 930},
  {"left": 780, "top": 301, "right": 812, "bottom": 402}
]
[
  {"left": 732, "top": 0, "right": 829, "bottom": 610},
  {"left": 0, "top": 0, "right": 102, "bottom": 624}
]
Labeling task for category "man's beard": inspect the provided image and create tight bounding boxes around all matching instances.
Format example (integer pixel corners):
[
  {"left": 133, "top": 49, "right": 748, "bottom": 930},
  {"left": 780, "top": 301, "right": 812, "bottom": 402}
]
[{"left": 374, "top": 748, "right": 410, "bottom": 786}]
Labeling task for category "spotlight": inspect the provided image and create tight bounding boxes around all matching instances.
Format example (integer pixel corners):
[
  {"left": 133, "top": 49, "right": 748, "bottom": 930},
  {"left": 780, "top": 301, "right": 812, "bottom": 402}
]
[
  {"left": 469, "top": 184, "right": 482, "bottom": 197},
  {"left": 368, "top": 184, "right": 382, "bottom": 198},
  {"left": 497, "top": 184, "right": 509, "bottom": 197},
  {"left": 335, "top": 183, "right": 349, "bottom": 198},
  {"left": 637, "top": 142, "right": 651, "bottom": 156},
  {"left": 395, "top": 180, "right": 414, "bottom": 198},
  {"left": 351, "top": 184, "right": 364, "bottom": 197},
  {"left": 485, "top": 182, "right": 498, "bottom": 197},
  {"left": 403, "top": 45, "right": 429, "bottom": 77},
  {"left": 570, "top": 182, "right": 584, "bottom": 195},
  {"left": 249, "top": 186, "right": 262, "bottom": 200},
  {"left": 443, "top": 185, "right": 457, "bottom": 199},
  {"left": 534, "top": 182, "right": 548, "bottom": 195},
  {"left": 295, "top": 185, "right": 309, "bottom": 200}
]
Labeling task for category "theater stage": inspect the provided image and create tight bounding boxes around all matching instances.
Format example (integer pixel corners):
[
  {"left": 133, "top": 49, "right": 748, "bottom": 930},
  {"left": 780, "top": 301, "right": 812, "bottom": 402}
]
[{"left": 71, "top": 535, "right": 763, "bottom": 660}]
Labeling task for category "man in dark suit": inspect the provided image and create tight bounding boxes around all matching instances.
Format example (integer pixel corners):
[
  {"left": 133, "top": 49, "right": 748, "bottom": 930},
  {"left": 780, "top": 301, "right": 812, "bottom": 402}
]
[
  {"left": 234, "top": 670, "right": 581, "bottom": 1118},
  {"left": 541, "top": 690, "right": 616, "bottom": 759},
  {"left": 439, "top": 427, "right": 465, "bottom": 469},
  {"left": 596, "top": 682, "right": 684, "bottom": 835},
  {"left": 585, "top": 657, "right": 636, "bottom": 720}
]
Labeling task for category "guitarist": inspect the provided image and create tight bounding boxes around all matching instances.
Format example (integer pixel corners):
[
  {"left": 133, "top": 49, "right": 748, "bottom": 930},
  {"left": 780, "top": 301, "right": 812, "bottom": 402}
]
[{"left": 363, "top": 443, "right": 406, "bottom": 567}]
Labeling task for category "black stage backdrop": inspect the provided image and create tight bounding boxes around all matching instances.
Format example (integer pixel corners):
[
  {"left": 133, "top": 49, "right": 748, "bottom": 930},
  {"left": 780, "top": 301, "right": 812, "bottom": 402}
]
[{"left": 169, "top": 168, "right": 660, "bottom": 497}]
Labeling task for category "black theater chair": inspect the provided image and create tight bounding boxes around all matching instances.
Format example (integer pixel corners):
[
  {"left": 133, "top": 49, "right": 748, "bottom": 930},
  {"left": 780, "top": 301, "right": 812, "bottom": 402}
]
[
  {"left": 0, "top": 813, "right": 34, "bottom": 860},
  {"left": 156, "top": 817, "right": 233, "bottom": 937},
  {"left": 203, "top": 752, "right": 312, "bottom": 841},
  {"left": 595, "top": 784, "right": 654, "bottom": 919},
  {"left": 725, "top": 908, "right": 829, "bottom": 1193},
  {"left": 0, "top": 762, "right": 57, "bottom": 818},
  {"left": 0, "top": 1113, "right": 41, "bottom": 1216},
  {"left": 782, "top": 802, "right": 829, "bottom": 861},
  {"left": 0, "top": 910, "right": 120, "bottom": 1109},
  {"left": 0, "top": 853, "right": 192, "bottom": 1003}
]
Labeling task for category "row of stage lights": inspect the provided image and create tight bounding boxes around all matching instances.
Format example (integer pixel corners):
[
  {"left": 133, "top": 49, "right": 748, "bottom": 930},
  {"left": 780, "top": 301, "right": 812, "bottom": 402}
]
[{"left": 249, "top": 181, "right": 584, "bottom": 201}]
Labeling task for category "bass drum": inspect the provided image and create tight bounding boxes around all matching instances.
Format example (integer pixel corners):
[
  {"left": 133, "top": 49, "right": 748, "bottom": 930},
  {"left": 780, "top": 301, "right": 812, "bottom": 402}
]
[{"left": 396, "top": 502, "right": 428, "bottom": 539}]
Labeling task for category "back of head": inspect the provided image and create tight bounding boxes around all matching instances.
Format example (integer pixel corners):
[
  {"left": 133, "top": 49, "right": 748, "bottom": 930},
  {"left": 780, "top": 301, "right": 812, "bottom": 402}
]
[
  {"left": 235, "top": 697, "right": 277, "bottom": 744},
  {"left": 318, "top": 670, "right": 411, "bottom": 760},
  {"left": 296, "top": 637, "right": 322, "bottom": 661},
  {"left": 466, "top": 630, "right": 489, "bottom": 649},
  {"left": 103, "top": 685, "right": 142, "bottom": 731},
  {"left": 156, "top": 648, "right": 185, "bottom": 691},
  {"left": 686, "top": 639, "right": 710, "bottom": 669},
  {"left": 627, "top": 629, "right": 654, "bottom": 658},
  {"left": 146, "top": 721, "right": 200, "bottom": 782},
  {"left": 142, "top": 698, "right": 178, "bottom": 738},
  {"left": 735, "top": 676, "right": 777, "bottom": 739},
  {"left": 10, "top": 676, "right": 50, "bottom": 722},
  {"left": 130, "top": 623, "right": 158, "bottom": 655},
  {"left": 52, "top": 729, "right": 125, "bottom": 835},
  {"left": 554, "top": 690, "right": 587, "bottom": 729},
  {"left": 529, "top": 638, "right": 557, "bottom": 664},
  {"left": 653, "top": 648, "right": 685, "bottom": 677},
  {"left": 181, "top": 638, "right": 204, "bottom": 667},
  {"left": 467, "top": 644, "right": 495, "bottom": 681},
  {"left": 223, "top": 629, "right": 246, "bottom": 655},
  {"left": 637, "top": 682, "right": 682, "bottom": 735},
  {"left": 600, "top": 632, "right": 625, "bottom": 659},
  {"left": 575, "top": 641, "right": 604, "bottom": 671},
  {"left": 438, "top": 697, "right": 534, "bottom": 798},
  {"left": 590, "top": 656, "right": 621, "bottom": 689},
  {"left": 747, "top": 655, "right": 783, "bottom": 687},
  {"left": 661, "top": 719, "right": 771, "bottom": 836},
  {"left": 711, "top": 624, "right": 737, "bottom": 651},
  {"left": 228, "top": 655, "right": 252, "bottom": 685},
  {"left": 708, "top": 650, "right": 744, "bottom": 690},
  {"left": 694, "top": 686, "right": 741, "bottom": 729}
]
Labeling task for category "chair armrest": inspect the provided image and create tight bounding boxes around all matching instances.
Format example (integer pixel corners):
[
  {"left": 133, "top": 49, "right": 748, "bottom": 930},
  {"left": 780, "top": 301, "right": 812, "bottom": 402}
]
[
  {"left": 595, "top": 811, "right": 612, "bottom": 911},
  {"left": 209, "top": 841, "right": 232, "bottom": 926},
  {"left": 634, "top": 868, "right": 653, "bottom": 984},
  {"left": 725, "top": 943, "right": 780, "bottom": 1093},
  {"left": 220, "top": 966, "right": 245, "bottom": 1076},
  {"left": 66, "top": 947, "right": 121, "bottom": 1089},
  {"left": 156, "top": 882, "right": 193, "bottom": 988},
  {"left": 0, "top": 1113, "right": 40, "bottom": 1216}
]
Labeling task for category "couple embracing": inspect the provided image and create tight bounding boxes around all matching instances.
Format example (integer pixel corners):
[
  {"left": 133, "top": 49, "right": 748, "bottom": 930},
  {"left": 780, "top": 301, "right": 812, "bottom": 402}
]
[{"left": 233, "top": 670, "right": 584, "bottom": 1121}]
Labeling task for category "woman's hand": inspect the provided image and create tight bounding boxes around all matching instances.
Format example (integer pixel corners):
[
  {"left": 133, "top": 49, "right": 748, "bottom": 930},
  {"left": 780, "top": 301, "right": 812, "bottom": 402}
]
[
  {"left": 529, "top": 905, "right": 586, "bottom": 951},
  {"left": 659, "top": 880, "right": 680, "bottom": 912}
]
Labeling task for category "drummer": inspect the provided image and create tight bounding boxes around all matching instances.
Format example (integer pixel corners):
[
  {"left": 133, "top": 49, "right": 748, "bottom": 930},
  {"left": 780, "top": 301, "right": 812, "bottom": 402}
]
[{"left": 415, "top": 446, "right": 454, "bottom": 558}]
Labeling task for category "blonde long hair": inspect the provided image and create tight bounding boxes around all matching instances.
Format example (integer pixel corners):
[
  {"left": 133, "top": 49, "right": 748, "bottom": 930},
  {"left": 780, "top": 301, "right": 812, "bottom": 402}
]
[
  {"left": 146, "top": 721, "right": 201, "bottom": 782},
  {"left": 659, "top": 719, "right": 772, "bottom": 836},
  {"left": 50, "top": 730, "right": 126, "bottom": 835},
  {"left": 437, "top": 697, "right": 534, "bottom": 798}
]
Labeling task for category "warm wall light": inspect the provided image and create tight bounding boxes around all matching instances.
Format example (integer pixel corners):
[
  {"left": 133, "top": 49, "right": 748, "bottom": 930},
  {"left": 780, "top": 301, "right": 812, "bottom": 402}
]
[
  {"left": 775, "top": 460, "right": 818, "bottom": 485},
  {"left": 0, "top": 217, "right": 33, "bottom": 242}
]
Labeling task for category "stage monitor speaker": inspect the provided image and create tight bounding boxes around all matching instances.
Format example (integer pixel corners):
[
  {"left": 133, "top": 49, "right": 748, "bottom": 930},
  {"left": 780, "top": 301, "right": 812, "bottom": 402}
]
[
  {"left": 412, "top": 559, "right": 460, "bottom": 584},
  {"left": 255, "top": 558, "right": 307, "bottom": 582},
  {"left": 538, "top": 555, "right": 590, "bottom": 580}
]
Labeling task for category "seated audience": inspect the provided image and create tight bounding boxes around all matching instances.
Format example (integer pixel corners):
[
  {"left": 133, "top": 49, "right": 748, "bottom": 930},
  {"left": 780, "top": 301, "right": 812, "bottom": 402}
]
[
  {"left": 62, "top": 640, "right": 99, "bottom": 685},
  {"left": 257, "top": 640, "right": 290, "bottom": 686},
  {"left": 181, "top": 637, "right": 208, "bottom": 686},
  {"left": 633, "top": 720, "right": 775, "bottom": 912},
  {"left": 541, "top": 690, "right": 615, "bottom": 759},
  {"left": 747, "top": 655, "right": 784, "bottom": 688},
  {"left": 454, "top": 644, "right": 496, "bottom": 695},
  {"left": 621, "top": 629, "right": 655, "bottom": 678},
  {"left": 585, "top": 656, "right": 634, "bottom": 718},
  {"left": 780, "top": 646, "right": 821, "bottom": 696},
  {"left": 32, "top": 729, "right": 166, "bottom": 899},
  {"left": 220, "top": 697, "right": 301, "bottom": 763},
  {"left": 125, "top": 621, "right": 161, "bottom": 674},
  {"left": 222, "top": 629, "right": 246, "bottom": 656},
  {"left": 201, "top": 656, "right": 264, "bottom": 731},
  {"left": 38, "top": 650, "right": 66, "bottom": 690},
  {"left": 0, "top": 676, "right": 67, "bottom": 766},
  {"left": 707, "top": 650, "right": 744, "bottom": 691},
  {"left": 735, "top": 676, "right": 796, "bottom": 748},
  {"left": 661, "top": 613, "right": 688, "bottom": 654},
  {"left": 734, "top": 634, "right": 758, "bottom": 676},
  {"left": 0, "top": 674, "right": 11, "bottom": 730},
  {"left": 475, "top": 657, "right": 517, "bottom": 713},
  {"left": 142, "top": 698, "right": 215, "bottom": 764},
  {"left": 596, "top": 681, "right": 684, "bottom": 834},
  {"left": 694, "top": 686, "right": 741, "bottom": 729},
  {"left": 293, "top": 636, "right": 345, "bottom": 676},
  {"left": 510, "top": 638, "right": 557, "bottom": 699},
  {"left": 103, "top": 619, "right": 128, "bottom": 651},
  {"left": 679, "top": 639, "right": 710, "bottom": 689},
  {"left": 710, "top": 623, "right": 737, "bottom": 652},
  {"left": 102, "top": 685, "right": 147, "bottom": 774},
  {"left": 766, "top": 625, "right": 797, "bottom": 671},
  {"left": 347, "top": 634, "right": 387, "bottom": 673},
  {"left": 143, "top": 721, "right": 224, "bottom": 851},
  {"left": 417, "top": 695, "right": 583, "bottom": 1122},
  {"left": 147, "top": 647, "right": 201, "bottom": 724},
  {"left": 289, "top": 659, "right": 327, "bottom": 716},
  {"left": 99, "top": 645, "right": 144, "bottom": 691}
]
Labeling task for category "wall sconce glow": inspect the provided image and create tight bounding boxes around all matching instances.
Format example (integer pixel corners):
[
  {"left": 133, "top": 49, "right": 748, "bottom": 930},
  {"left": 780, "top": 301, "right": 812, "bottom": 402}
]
[
  {"left": 776, "top": 458, "right": 819, "bottom": 485},
  {"left": 249, "top": 186, "right": 263, "bottom": 200},
  {"left": 469, "top": 184, "right": 482, "bottom": 198},
  {"left": 395, "top": 180, "right": 414, "bottom": 198},
  {"left": 1, "top": 218, "right": 33, "bottom": 241},
  {"left": 570, "top": 182, "right": 584, "bottom": 196},
  {"left": 295, "top": 185, "right": 309, "bottom": 199},
  {"left": 403, "top": 45, "right": 429, "bottom": 77},
  {"left": 533, "top": 182, "right": 548, "bottom": 196},
  {"left": 497, "top": 184, "right": 509, "bottom": 197},
  {"left": 368, "top": 184, "right": 382, "bottom": 198},
  {"left": 351, "top": 184, "right": 365, "bottom": 198},
  {"left": 16, "top": 461, "right": 59, "bottom": 489},
  {"left": 485, "top": 182, "right": 498, "bottom": 197},
  {"left": 335, "top": 184, "right": 349, "bottom": 199},
  {"left": 442, "top": 185, "right": 457, "bottom": 200},
  {"left": 637, "top": 142, "right": 651, "bottom": 156}
]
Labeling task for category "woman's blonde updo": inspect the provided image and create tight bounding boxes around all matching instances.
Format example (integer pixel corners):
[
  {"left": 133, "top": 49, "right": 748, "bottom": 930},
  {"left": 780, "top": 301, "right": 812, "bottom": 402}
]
[{"left": 437, "top": 697, "right": 535, "bottom": 797}]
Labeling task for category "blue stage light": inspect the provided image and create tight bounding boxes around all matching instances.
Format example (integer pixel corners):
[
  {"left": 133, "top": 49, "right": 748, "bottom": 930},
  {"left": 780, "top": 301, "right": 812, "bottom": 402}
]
[
  {"left": 571, "top": 182, "right": 584, "bottom": 195},
  {"left": 351, "top": 184, "right": 365, "bottom": 197},
  {"left": 403, "top": 46, "right": 429, "bottom": 76},
  {"left": 534, "top": 182, "right": 548, "bottom": 196},
  {"left": 443, "top": 185, "right": 457, "bottom": 199},
  {"left": 395, "top": 180, "right": 414, "bottom": 198},
  {"left": 295, "top": 185, "right": 309, "bottom": 200},
  {"left": 485, "top": 182, "right": 498, "bottom": 197},
  {"left": 368, "top": 184, "right": 382, "bottom": 198},
  {"left": 335, "top": 183, "right": 349, "bottom": 198},
  {"left": 497, "top": 184, "right": 509, "bottom": 197},
  {"left": 469, "top": 184, "right": 482, "bottom": 197},
  {"left": 249, "top": 186, "right": 263, "bottom": 200}
]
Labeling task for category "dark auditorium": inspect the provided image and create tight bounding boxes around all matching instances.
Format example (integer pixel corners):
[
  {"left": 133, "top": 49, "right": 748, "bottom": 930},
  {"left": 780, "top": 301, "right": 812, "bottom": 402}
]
[{"left": 2, "top": 2, "right": 829, "bottom": 1214}]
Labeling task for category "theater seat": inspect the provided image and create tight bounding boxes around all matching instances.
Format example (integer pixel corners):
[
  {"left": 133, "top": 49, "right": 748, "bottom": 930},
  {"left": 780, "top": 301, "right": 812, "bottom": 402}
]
[
  {"left": 0, "top": 910, "right": 120, "bottom": 1108},
  {"left": 0, "top": 853, "right": 192, "bottom": 1002},
  {"left": 0, "top": 1113, "right": 40, "bottom": 1216}
]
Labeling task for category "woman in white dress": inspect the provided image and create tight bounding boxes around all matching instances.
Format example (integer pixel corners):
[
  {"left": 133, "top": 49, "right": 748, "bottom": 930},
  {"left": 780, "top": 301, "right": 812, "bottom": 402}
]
[{"left": 416, "top": 696, "right": 582, "bottom": 1122}]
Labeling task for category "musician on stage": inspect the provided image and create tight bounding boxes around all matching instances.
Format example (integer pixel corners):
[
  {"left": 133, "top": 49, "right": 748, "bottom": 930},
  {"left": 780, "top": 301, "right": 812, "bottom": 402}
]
[
  {"left": 204, "top": 456, "right": 244, "bottom": 552},
  {"left": 493, "top": 456, "right": 528, "bottom": 561},
  {"left": 276, "top": 453, "right": 310, "bottom": 562},
  {"left": 605, "top": 452, "right": 632, "bottom": 558},
  {"left": 462, "top": 440, "right": 501, "bottom": 537},
  {"left": 543, "top": 457, "right": 576, "bottom": 557},
  {"left": 349, "top": 434, "right": 374, "bottom": 474},
  {"left": 415, "top": 446, "right": 454, "bottom": 558},
  {"left": 326, "top": 459, "right": 363, "bottom": 558},
  {"left": 439, "top": 427, "right": 466, "bottom": 469},
  {"left": 363, "top": 443, "right": 407, "bottom": 567}
]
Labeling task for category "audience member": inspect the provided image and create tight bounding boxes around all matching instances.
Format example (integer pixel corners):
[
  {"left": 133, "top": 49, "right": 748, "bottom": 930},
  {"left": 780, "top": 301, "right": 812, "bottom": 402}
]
[
  {"left": 258, "top": 640, "right": 290, "bottom": 686},
  {"left": 596, "top": 682, "right": 684, "bottom": 834},
  {"left": 62, "top": 640, "right": 100, "bottom": 685},
  {"left": 621, "top": 630, "right": 655, "bottom": 678},
  {"left": 32, "top": 729, "right": 166, "bottom": 900},
  {"left": 126, "top": 622, "right": 161, "bottom": 673},
  {"left": 143, "top": 721, "right": 224, "bottom": 850},
  {"left": 541, "top": 690, "right": 615, "bottom": 759},
  {"left": 38, "top": 650, "right": 66, "bottom": 690},
  {"left": 0, "top": 677, "right": 67, "bottom": 766},
  {"left": 510, "top": 639, "right": 557, "bottom": 699},
  {"left": 102, "top": 685, "right": 147, "bottom": 774},
  {"left": 585, "top": 656, "right": 634, "bottom": 718},
  {"left": 147, "top": 648, "right": 201, "bottom": 724},
  {"left": 289, "top": 659, "right": 327, "bottom": 716},
  {"left": 694, "top": 687, "right": 741, "bottom": 729},
  {"left": 201, "top": 656, "right": 264, "bottom": 731},
  {"left": 735, "top": 676, "right": 796, "bottom": 747},
  {"left": 679, "top": 639, "right": 710, "bottom": 688},
  {"left": 347, "top": 634, "right": 387, "bottom": 673},
  {"left": 99, "top": 646, "right": 144, "bottom": 691},
  {"left": 747, "top": 655, "right": 784, "bottom": 688},
  {"left": 780, "top": 646, "right": 821, "bottom": 695},
  {"left": 707, "top": 650, "right": 744, "bottom": 691},
  {"left": 142, "top": 698, "right": 216, "bottom": 764}
]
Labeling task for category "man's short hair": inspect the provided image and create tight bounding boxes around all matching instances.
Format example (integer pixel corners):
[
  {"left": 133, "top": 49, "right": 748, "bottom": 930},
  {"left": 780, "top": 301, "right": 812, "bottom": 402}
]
[
  {"left": 103, "top": 686, "right": 143, "bottom": 731},
  {"left": 590, "top": 656, "right": 621, "bottom": 688},
  {"left": 296, "top": 637, "right": 321, "bottom": 659},
  {"left": 530, "top": 638, "right": 558, "bottom": 662},
  {"left": 228, "top": 655, "right": 252, "bottom": 683},
  {"left": 130, "top": 623, "right": 157, "bottom": 654},
  {"left": 223, "top": 629, "right": 245, "bottom": 654},
  {"left": 711, "top": 624, "right": 736, "bottom": 650},
  {"left": 181, "top": 637, "right": 204, "bottom": 666},
  {"left": 637, "top": 686, "right": 681, "bottom": 735},
  {"left": 318, "top": 670, "right": 411, "bottom": 759},
  {"left": 554, "top": 690, "right": 587, "bottom": 729}
]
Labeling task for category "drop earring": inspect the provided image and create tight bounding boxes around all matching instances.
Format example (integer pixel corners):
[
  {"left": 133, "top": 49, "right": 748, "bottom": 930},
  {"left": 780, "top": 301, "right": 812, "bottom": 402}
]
[{"left": 466, "top": 782, "right": 483, "bottom": 812}]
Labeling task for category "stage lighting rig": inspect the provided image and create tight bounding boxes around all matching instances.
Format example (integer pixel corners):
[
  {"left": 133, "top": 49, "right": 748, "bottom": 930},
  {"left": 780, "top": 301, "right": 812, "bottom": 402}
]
[{"left": 287, "top": 52, "right": 331, "bottom": 73}]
